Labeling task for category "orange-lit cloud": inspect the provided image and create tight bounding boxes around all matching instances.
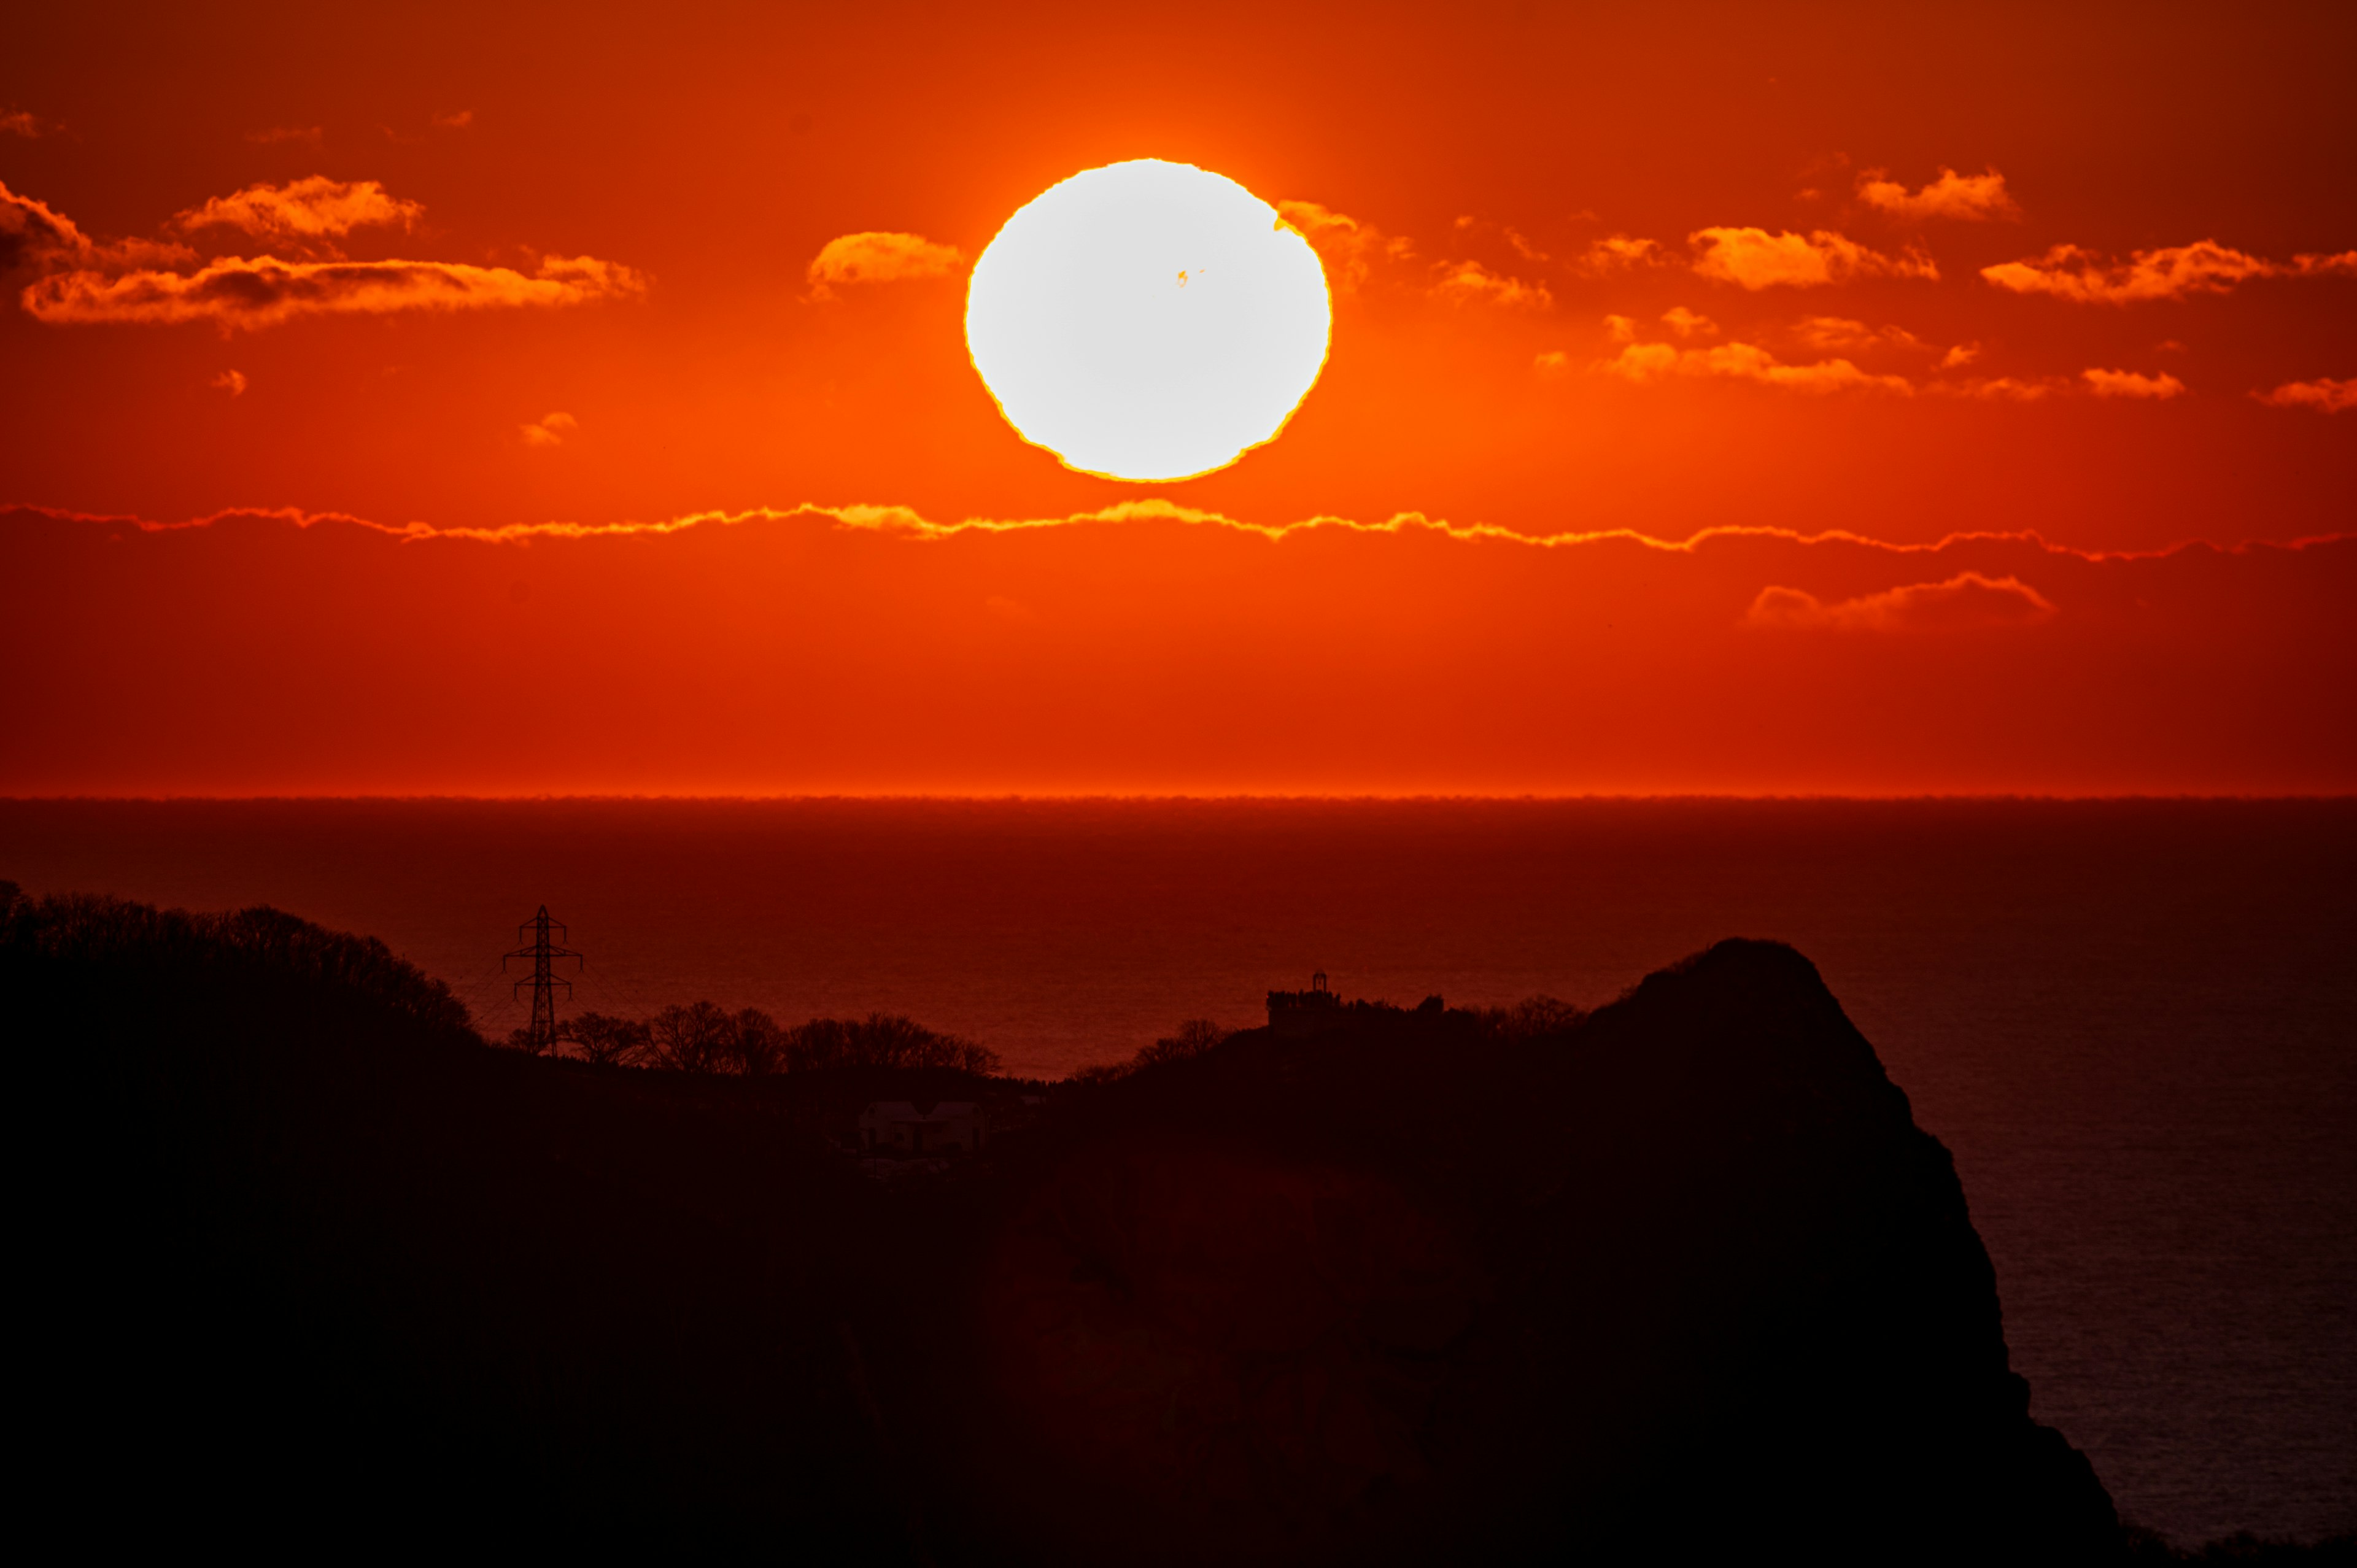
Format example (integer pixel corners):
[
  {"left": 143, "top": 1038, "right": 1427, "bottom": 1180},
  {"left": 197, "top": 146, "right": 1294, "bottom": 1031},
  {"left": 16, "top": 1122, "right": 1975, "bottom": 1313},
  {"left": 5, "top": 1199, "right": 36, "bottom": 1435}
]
[
  {"left": 1450, "top": 214, "right": 1547, "bottom": 260},
  {"left": 21, "top": 253, "right": 648, "bottom": 330},
  {"left": 9, "top": 179, "right": 644, "bottom": 333},
  {"left": 1856, "top": 167, "right": 2021, "bottom": 222},
  {"left": 521, "top": 411, "right": 578, "bottom": 447},
  {"left": 1274, "top": 200, "right": 1412, "bottom": 293},
  {"left": 1600, "top": 337, "right": 1912, "bottom": 395},
  {"left": 1570, "top": 234, "right": 1664, "bottom": 277},
  {"left": 1660, "top": 306, "right": 1717, "bottom": 338},
  {"left": 211, "top": 369, "right": 246, "bottom": 397},
  {"left": 804, "top": 231, "right": 965, "bottom": 299},
  {"left": 1, "top": 179, "right": 194, "bottom": 274},
  {"left": 3, "top": 109, "right": 50, "bottom": 139},
  {"left": 10, "top": 495, "right": 2334, "bottom": 573},
  {"left": 2256, "top": 376, "right": 2356, "bottom": 412},
  {"left": 1428, "top": 258, "right": 1550, "bottom": 308},
  {"left": 174, "top": 177, "right": 423, "bottom": 243},
  {"left": 1, "top": 180, "right": 90, "bottom": 271},
  {"left": 1934, "top": 375, "right": 2062, "bottom": 401},
  {"left": 1744, "top": 571, "right": 2056, "bottom": 631},
  {"left": 1982, "top": 241, "right": 2357, "bottom": 303},
  {"left": 2081, "top": 368, "right": 2186, "bottom": 400},
  {"left": 1689, "top": 227, "right": 1937, "bottom": 289},
  {"left": 1792, "top": 316, "right": 1945, "bottom": 357},
  {"left": 432, "top": 109, "right": 473, "bottom": 130}
]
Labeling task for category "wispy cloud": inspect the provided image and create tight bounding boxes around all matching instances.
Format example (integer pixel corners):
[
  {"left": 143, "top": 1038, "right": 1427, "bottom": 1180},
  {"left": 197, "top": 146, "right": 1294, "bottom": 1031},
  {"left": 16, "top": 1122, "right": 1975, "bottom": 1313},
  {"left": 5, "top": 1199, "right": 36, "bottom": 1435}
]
[
  {"left": 1791, "top": 316, "right": 1945, "bottom": 356},
  {"left": 2, "top": 179, "right": 195, "bottom": 274},
  {"left": 521, "top": 411, "right": 578, "bottom": 447},
  {"left": 1, "top": 180, "right": 93, "bottom": 272},
  {"left": 1746, "top": 573, "right": 2056, "bottom": 632},
  {"left": 805, "top": 231, "right": 965, "bottom": 300},
  {"left": 1660, "top": 306, "right": 1717, "bottom": 338},
  {"left": 174, "top": 177, "right": 423, "bottom": 244},
  {"left": 1689, "top": 227, "right": 1937, "bottom": 290},
  {"left": 9, "top": 178, "right": 646, "bottom": 331},
  {"left": 1275, "top": 199, "right": 1412, "bottom": 292},
  {"left": 1932, "top": 376, "right": 2063, "bottom": 401},
  {"left": 2255, "top": 376, "right": 2357, "bottom": 413},
  {"left": 211, "top": 369, "right": 247, "bottom": 397},
  {"left": 26, "top": 495, "right": 2312, "bottom": 565},
  {"left": 1983, "top": 241, "right": 2357, "bottom": 303},
  {"left": 1449, "top": 214, "right": 1550, "bottom": 263},
  {"left": 1600, "top": 336, "right": 1913, "bottom": 395},
  {"left": 432, "top": 109, "right": 473, "bottom": 130},
  {"left": 3, "top": 108, "right": 53, "bottom": 139},
  {"left": 2082, "top": 368, "right": 2186, "bottom": 400},
  {"left": 22, "top": 253, "right": 647, "bottom": 330},
  {"left": 1428, "top": 258, "right": 1551, "bottom": 309},
  {"left": 1569, "top": 234, "right": 1664, "bottom": 277},
  {"left": 1856, "top": 167, "right": 2021, "bottom": 222}
]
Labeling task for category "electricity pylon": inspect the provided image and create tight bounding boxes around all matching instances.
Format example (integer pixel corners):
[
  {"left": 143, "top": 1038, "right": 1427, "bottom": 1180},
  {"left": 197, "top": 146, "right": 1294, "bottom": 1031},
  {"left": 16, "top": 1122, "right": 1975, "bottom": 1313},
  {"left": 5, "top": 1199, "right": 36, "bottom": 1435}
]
[{"left": 503, "top": 905, "right": 583, "bottom": 1054}]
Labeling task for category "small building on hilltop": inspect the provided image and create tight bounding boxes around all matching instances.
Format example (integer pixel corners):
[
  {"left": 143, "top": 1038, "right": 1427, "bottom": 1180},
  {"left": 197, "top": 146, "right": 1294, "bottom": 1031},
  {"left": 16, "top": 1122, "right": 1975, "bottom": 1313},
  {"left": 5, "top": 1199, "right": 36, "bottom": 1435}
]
[
  {"left": 1266, "top": 971, "right": 1343, "bottom": 1035},
  {"left": 857, "top": 1100, "right": 984, "bottom": 1156}
]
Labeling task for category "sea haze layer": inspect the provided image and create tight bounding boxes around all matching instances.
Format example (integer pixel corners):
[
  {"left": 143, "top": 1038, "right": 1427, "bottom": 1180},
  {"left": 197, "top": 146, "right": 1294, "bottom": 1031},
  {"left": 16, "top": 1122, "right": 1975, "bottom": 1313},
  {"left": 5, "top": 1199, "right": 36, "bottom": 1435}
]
[{"left": 3, "top": 796, "right": 2351, "bottom": 1545}]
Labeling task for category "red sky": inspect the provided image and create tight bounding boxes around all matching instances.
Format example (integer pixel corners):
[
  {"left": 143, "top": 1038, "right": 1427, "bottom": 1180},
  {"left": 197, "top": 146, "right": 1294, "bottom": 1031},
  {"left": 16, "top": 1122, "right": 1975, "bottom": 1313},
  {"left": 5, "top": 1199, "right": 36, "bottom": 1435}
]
[{"left": 3, "top": 1, "right": 2352, "bottom": 795}]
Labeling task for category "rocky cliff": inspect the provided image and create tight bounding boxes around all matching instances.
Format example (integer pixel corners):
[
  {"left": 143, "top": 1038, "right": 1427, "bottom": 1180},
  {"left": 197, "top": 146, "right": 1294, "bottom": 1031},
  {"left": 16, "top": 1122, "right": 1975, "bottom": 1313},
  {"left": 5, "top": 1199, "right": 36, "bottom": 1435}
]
[{"left": 10, "top": 890, "right": 2121, "bottom": 1561}]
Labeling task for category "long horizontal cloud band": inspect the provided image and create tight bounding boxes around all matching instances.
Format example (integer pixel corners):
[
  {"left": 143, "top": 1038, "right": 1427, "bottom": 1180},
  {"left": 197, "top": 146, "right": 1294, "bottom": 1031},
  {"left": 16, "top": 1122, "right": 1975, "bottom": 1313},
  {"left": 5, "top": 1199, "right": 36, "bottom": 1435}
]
[
  {"left": 3, "top": 503, "right": 2348, "bottom": 795},
  {"left": 20, "top": 253, "right": 646, "bottom": 328}
]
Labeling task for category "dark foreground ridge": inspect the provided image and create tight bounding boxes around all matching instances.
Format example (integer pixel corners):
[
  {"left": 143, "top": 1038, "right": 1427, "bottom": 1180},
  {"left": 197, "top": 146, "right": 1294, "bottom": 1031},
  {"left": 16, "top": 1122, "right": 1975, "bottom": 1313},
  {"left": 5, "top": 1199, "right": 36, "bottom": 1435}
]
[{"left": 6, "top": 886, "right": 2341, "bottom": 1563}]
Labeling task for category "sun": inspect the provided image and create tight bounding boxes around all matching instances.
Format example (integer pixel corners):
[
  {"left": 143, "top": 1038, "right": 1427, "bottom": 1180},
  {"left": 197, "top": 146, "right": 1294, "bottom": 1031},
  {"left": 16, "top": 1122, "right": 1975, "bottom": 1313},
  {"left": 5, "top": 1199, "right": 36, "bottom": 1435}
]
[{"left": 966, "top": 160, "right": 1333, "bottom": 483}]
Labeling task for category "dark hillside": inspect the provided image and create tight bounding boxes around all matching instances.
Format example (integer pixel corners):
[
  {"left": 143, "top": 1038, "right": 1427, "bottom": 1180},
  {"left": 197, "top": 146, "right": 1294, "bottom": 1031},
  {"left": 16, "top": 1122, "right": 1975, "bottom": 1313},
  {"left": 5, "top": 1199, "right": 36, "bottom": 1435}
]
[
  {"left": 8, "top": 886, "right": 2252, "bottom": 1561},
  {"left": 8, "top": 888, "right": 899, "bottom": 1554}
]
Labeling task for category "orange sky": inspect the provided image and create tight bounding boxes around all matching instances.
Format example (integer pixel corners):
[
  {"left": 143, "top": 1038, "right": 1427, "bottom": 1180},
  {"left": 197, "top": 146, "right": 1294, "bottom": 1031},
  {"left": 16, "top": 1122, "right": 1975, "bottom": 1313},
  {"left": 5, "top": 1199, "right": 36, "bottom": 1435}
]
[{"left": 3, "top": 1, "right": 2353, "bottom": 795}]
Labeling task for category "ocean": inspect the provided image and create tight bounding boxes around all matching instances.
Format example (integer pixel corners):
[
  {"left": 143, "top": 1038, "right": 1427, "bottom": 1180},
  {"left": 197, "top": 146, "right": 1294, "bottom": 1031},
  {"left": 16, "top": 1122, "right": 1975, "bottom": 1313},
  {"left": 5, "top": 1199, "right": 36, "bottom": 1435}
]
[{"left": 4, "top": 796, "right": 2350, "bottom": 1544}]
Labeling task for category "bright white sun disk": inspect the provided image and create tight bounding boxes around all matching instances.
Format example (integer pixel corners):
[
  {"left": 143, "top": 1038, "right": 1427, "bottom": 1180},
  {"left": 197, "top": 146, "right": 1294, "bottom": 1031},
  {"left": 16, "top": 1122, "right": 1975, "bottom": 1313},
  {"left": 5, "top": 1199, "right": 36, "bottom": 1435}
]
[{"left": 965, "top": 160, "right": 1333, "bottom": 482}]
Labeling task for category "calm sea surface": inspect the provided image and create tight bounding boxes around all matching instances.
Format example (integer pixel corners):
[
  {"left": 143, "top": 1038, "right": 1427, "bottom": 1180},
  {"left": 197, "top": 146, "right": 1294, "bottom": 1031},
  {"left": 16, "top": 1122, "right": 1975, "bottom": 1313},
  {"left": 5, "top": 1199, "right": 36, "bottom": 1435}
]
[{"left": 4, "top": 797, "right": 2351, "bottom": 1544}]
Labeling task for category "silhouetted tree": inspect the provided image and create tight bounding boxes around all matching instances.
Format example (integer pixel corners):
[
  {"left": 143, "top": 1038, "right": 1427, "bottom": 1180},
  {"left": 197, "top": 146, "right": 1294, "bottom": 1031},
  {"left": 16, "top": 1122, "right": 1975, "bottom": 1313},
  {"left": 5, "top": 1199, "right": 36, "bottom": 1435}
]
[
  {"left": 782, "top": 1013, "right": 998, "bottom": 1075},
  {"left": 1, "top": 886, "right": 476, "bottom": 1044},
  {"left": 646, "top": 1001, "right": 733, "bottom": 1073},
  {"left": 780, "top": 1016, "right": 855, "bottom": 1073},
  {"left": 726, "top": 1007, "right": 786, "bottom": 1076},
  {"left": 562, "top": 1011, "right": 650, "bottom": 1067},
  {"left": 1137, "top": 1018, "right": 1229, "bottom": 1067},
  {"left": 1069, "top": 1018, "right": 1230, "bottom": 1084},
  {"left": 1479, "top": 994, "right": 1589, "bottom": 1041}
]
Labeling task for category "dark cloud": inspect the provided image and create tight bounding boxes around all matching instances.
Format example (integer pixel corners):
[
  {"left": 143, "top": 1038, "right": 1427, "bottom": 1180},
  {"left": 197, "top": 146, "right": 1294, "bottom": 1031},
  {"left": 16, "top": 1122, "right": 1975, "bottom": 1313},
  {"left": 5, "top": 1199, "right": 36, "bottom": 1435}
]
[{"left": 23, "top": 252, "right": 647, "bottom": 329}]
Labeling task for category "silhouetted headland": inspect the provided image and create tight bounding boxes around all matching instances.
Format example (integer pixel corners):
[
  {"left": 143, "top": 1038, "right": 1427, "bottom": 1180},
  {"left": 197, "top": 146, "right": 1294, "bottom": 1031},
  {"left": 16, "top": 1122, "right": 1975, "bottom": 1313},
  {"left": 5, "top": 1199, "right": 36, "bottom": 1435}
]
[{"left": 7, "top": 881, "right": 2344, "bottom": 1562}]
